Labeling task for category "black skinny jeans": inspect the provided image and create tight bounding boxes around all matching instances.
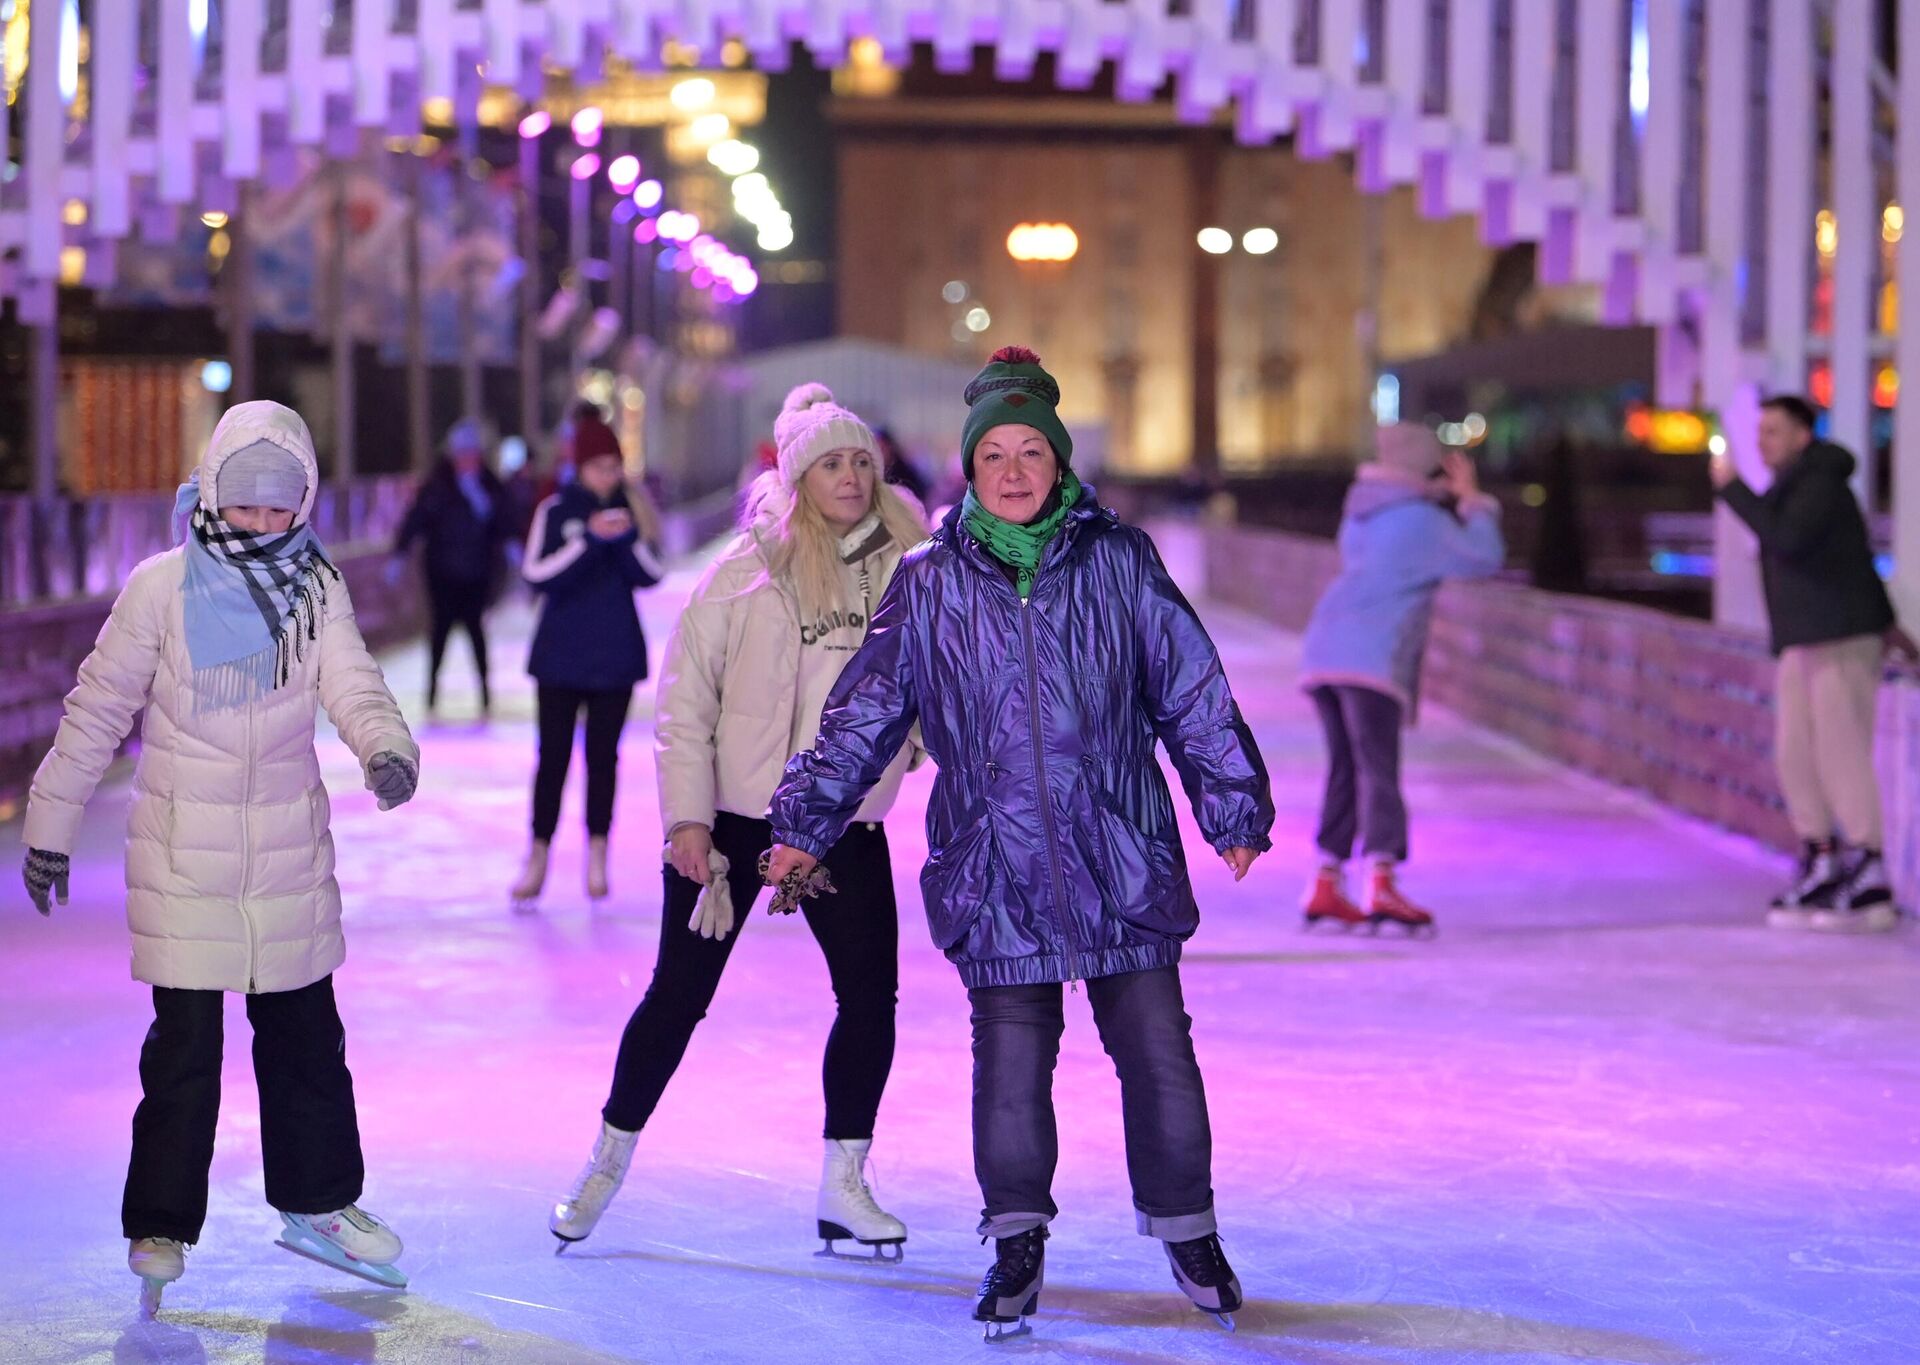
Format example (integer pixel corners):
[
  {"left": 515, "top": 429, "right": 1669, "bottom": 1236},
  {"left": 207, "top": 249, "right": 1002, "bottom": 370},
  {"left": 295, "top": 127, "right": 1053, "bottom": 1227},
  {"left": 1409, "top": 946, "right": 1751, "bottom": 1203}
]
[
  {"left": 123, "top": 975, "right": 364, "bottom": 1244},
  {"left": 603, "top": 812, "right": 899, "bottom": 1140},
  {"left": 969, "top": 965, "right": 1217, "bottom": 1242},
  {"left": 532, "top": 684, "right": 634, "bottom": 840},
  {"left": 427, "top": 576, "right": 491, "bottom": 710},
  {"left": 1311, "top": 683, "right": 1409, "bottom": 863}
]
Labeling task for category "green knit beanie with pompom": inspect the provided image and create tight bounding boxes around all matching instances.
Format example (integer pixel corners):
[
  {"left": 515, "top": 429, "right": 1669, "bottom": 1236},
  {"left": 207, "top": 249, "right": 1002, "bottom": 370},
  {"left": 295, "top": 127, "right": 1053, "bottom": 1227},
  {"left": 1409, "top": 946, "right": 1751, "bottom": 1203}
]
[{"left": 961, "top": 345, "right": 1075, "bottom": 479}]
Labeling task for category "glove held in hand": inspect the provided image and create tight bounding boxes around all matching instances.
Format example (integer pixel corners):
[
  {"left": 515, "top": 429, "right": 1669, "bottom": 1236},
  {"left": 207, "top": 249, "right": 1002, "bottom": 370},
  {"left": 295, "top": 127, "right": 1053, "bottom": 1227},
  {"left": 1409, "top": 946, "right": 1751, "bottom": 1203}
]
[{"left": 686, "top": 851, "right": 734, "bottom": 940}]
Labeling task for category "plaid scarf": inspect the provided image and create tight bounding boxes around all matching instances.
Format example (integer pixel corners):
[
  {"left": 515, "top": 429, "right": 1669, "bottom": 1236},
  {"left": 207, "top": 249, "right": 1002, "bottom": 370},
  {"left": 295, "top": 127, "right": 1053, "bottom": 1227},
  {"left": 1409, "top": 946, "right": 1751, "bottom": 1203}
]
[{"left": 185, "top": 502, "right": 339, "bottom": 703}]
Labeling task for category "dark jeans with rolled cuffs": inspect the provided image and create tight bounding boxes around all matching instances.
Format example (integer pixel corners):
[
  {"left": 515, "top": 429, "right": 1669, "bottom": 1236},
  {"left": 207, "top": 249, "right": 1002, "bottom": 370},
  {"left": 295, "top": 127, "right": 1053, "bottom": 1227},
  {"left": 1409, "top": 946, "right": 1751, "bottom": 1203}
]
[
  {"left": 969, "top": 965, "right": 1217, "bottom": 1241},
  {"left": 602, "top": 812, "right": 899, "bottom": 1140},
  {"left": 122, "top": 975, "right": 365, "bottom": 1244},
  {"left": 1311, "top": 683, "right": 1409, "bottom": 863}
]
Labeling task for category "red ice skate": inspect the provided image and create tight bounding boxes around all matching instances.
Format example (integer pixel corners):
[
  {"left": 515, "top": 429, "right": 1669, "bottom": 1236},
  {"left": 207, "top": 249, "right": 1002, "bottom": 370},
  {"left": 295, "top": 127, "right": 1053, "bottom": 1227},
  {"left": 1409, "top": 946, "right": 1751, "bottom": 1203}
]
[
  {"left": 1302, "top": 867, "right": 1368, "bottom": 931},
  {"left": 1363, "top": 864, "right": 1436, "bottom": 937}
]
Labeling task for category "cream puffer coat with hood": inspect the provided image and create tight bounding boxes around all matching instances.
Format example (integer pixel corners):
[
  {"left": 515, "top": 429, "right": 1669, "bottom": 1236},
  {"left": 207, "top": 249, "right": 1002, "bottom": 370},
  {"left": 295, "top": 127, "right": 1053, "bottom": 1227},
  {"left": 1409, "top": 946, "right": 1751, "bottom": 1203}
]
[
  {"left": 656, "top": 521, "right": 918, "bottom": 838},
  {"left": 23, "top": 402, "right": 419, "bottom": 994}
]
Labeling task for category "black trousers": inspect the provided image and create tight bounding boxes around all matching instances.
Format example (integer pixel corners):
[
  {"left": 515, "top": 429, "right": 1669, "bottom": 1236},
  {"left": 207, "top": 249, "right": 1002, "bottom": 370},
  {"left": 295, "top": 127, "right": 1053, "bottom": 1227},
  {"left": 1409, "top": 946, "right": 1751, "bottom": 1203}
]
[
  {"left": 532, "top": 684, "right": 634, "bottom": 840},
  {"left": 602, "top": 812, "right": 899, "bottom": 1140},
  {"left": 1311, "top": 683, "right": 1409, "bottom": 863},
  {"left": 427, "top": 576, "right": 491, "bottom": 710},
  {"left": 122, "top": 975, "right": 364, "bottom": 1244},
  {"left": 968, "top": 965, "right": 1216, "bottom": 1241}
]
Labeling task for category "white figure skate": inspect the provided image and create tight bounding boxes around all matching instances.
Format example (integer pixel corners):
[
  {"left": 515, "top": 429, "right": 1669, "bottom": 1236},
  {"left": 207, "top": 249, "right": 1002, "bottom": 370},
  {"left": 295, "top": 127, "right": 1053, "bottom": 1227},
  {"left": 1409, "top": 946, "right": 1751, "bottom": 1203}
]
[
  {"left": 275, "top": 1205, "right": 407, "bottom": 1288},
  {"left": 815, "top": 1138, "right": 907, "bottom": 1263},
  {"left": 550, "top": 1120, "right": 639, "bottom": 1250},
  {"left": 129, "top": 1237, "right": 186, "bottom": 1316}
]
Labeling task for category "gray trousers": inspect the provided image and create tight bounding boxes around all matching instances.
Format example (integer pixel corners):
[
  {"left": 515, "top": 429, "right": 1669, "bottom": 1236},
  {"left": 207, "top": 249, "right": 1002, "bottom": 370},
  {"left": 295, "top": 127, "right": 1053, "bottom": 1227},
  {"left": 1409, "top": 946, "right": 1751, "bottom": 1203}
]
[
  {"left": 1311, "top": 684, "right": 1409, "bottom": 863},
  {"left": 968, "top": 965, "right": 1217, "bottom": 1242}
]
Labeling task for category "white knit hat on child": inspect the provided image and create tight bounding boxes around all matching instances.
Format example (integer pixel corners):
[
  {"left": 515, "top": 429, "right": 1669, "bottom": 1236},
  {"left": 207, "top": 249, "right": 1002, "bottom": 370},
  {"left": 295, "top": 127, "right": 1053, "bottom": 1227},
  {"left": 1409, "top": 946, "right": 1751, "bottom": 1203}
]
[{"left": 773, "top": 383, "right": 875, "bottom": 487}]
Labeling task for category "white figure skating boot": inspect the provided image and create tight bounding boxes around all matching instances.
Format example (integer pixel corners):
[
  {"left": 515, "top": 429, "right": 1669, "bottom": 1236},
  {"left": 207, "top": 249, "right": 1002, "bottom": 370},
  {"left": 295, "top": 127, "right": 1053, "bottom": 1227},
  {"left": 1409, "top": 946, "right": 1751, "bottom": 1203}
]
[
  {"left": 129, "top": 1237, "right": 186, "bottom": 1316},
  {"left": 275, "top": 1204, "right": 406, "bottom": 1287},
  {"left": 550, "top": 1119, "right": 639, "bottom": 1249},
  {"left": 510, "top": 840, "right": 550, "bottom": 913},
  {"left": 1164, "top": 1231, "right": 1244, "bottom": 1331},
  {"left": 815, "top": 1138, "right": 907, "bottom": 1262},
  {"left": 587, "top": 836, "right": 611, "bottom": 902}
]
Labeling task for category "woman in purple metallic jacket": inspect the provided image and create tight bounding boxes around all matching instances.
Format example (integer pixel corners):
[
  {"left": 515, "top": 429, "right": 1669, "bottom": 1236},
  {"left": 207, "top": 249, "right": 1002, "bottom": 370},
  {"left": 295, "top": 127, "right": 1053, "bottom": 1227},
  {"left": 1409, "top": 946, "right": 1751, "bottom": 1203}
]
[{"left": 763, "top": 347, "right": 1274, "bottom": 1338}]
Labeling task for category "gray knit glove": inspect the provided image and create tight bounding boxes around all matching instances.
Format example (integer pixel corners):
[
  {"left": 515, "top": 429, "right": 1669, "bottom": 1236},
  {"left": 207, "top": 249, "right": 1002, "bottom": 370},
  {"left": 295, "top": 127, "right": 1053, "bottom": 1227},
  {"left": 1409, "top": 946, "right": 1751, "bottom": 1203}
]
[
  {"left": 23, "top": 848, "right": 69, "bottom": 916},
  {"left": 367, "top": 752, "right": 418, "bottom": 811}
]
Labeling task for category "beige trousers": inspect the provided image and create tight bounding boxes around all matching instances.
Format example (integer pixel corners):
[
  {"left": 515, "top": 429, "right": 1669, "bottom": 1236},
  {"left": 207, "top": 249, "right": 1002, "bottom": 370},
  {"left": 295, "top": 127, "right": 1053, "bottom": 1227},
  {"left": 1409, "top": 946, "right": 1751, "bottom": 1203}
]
[{"left": 1774, "top": 633, "right": 1886, "bottom": 848}]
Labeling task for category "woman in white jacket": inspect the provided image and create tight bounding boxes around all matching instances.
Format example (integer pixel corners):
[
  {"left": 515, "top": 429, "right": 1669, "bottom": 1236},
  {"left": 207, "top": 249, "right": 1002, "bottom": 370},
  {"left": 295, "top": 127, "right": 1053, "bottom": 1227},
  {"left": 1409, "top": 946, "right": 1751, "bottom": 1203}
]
[
  {"left": 549, "top": 385, "right": 928, "bottom": 1259},
  {"left": 19, "top": 402, "right": 420, "bottom": 1310}
]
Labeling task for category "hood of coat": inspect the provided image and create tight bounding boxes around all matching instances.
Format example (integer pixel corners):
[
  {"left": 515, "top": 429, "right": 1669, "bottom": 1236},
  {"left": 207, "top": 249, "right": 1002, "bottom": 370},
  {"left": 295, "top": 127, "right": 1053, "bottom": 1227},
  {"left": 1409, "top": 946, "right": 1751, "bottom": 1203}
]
[
  {"left": 196, "top": 401, "right": 322, "bottom": 526},
  {"left": 1343, "top": 463, "right": 1435, "bottom": 521}
]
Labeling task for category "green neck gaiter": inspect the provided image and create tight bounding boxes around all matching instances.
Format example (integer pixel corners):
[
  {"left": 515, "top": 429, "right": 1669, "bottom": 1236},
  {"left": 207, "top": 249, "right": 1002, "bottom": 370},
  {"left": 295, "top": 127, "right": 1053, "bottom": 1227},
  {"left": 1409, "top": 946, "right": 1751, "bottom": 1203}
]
[{"left": 962, "top": 470, "right": 1084, "bottom": 600}]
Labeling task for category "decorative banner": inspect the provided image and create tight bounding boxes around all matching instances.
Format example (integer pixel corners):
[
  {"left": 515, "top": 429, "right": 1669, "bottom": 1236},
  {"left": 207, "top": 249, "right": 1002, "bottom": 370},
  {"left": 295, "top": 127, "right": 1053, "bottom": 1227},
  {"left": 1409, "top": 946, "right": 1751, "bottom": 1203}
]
[{"left": 102, "top": 150, "right": 522, "bottom": 368}]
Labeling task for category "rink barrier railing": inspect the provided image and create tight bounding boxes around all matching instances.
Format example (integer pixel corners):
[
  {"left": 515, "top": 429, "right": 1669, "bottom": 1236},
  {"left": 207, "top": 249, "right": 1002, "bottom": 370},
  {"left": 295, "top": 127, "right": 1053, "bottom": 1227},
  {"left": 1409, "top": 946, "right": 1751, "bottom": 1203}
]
[
  {"left": 0, "top": 483, "right": 426, "bottom": 817},
  {"left": 0, "top": 482, "right": 416, "bottom": 610},
  {"left": 1203, "top": 522, "right": 1920, "bottom": 908}
]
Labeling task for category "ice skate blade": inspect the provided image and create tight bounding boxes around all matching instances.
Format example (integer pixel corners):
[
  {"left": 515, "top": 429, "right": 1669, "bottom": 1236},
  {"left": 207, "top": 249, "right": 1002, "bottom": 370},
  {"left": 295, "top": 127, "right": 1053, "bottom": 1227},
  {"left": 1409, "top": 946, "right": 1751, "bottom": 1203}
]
[
  {"left": 510, "top": 896, "right": 540, "bottom": 916},
  {"left": 275, "top": 1234, "right": 408, "bottom": 1289},
  {"left": 982, "top": 1319, "right": 1032, "bottom": 1342},
  {"left": 1301, "top": 914, "right": 1362, "bottom": 933},
  {"left": 1809, "top": 904, "right": 1900, "bottom": 934},
  {"left": 138, "top": 1278, "right": 165, "bottom": 1317},
  {"left": 1208, "top": 1310, "right": 1236, "bottom": 1332},
  {"left": 816, "top": 1238, "right": 905, "bottom": 1264},
  {"left": 1367, "top": 915, "right": 1436, "bottom": 938}
]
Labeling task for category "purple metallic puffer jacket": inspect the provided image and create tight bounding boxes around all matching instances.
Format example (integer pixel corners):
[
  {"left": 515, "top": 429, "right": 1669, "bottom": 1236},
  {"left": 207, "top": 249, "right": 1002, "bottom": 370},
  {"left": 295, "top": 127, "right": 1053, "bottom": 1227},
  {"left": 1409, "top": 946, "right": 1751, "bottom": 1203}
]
[{"left": 770, "top": 496, "right": 1274, "bottom": 988}]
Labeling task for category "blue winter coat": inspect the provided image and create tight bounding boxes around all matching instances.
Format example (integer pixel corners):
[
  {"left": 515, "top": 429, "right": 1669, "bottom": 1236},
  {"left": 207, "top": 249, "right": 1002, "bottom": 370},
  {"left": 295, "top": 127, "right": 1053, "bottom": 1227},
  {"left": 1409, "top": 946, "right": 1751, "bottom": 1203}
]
[
  {"left": 523, "top": 485, "right": 664, "bottom": 691},
  {"left": 1297, "top": 472, "right": 1505, "bottom": 707},
  {"left": 770, "top": 494, "right": 1274, "bottom": 989}
]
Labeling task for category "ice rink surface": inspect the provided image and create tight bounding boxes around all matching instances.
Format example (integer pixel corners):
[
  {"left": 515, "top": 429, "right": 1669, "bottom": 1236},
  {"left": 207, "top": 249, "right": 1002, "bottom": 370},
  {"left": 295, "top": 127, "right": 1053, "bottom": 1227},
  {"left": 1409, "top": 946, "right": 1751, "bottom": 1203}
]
[{"left": 5, "top": 525, "right": 1918, "bottom": 1364}]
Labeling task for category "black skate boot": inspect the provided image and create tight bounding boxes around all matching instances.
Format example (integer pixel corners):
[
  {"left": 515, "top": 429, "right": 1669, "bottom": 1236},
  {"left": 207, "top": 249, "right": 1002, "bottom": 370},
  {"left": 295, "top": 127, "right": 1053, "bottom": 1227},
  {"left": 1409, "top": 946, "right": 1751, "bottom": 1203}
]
[
  {"left": 1810, "top": 847, "right": 1900, "bottom": 934},
  {"left": 973, "top": 1227, "right": 1046, "bottom": 1342},
  {"left": 1767, "top": 839, "right": 1838, "bottom": 928},
  {"left": 1164, "top": 1232, "right": 1243, "bottom": 1330}
]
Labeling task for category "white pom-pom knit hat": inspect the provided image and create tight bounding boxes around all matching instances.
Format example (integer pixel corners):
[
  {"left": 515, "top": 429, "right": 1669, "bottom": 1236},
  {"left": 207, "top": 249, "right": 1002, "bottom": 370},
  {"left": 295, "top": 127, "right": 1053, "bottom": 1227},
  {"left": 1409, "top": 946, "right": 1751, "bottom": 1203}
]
[{"left": 773, "top": 383, "right": 876, "bottom": 488}]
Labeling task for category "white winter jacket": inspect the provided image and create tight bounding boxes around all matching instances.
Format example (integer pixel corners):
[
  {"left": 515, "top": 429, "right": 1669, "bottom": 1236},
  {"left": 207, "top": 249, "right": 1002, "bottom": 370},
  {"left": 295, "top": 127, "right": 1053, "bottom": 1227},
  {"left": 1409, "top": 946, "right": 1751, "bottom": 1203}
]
[
  {"left": 656, "top": 524, "right": 917, "bottom": 838},
  {"left": 23, "top": 402, "right": 418, "bottom": 994}
]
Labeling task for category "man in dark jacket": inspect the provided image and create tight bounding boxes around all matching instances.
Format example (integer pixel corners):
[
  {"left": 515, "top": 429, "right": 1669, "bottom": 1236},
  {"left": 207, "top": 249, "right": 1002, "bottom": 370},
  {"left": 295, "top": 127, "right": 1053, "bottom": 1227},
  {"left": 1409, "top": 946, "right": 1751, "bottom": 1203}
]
[
  {"left": 393, "top": 420, "right": 510, "bottom": 718},
  {"left": 1713, "top": 394, "right": 1910, "bottom": 931}
]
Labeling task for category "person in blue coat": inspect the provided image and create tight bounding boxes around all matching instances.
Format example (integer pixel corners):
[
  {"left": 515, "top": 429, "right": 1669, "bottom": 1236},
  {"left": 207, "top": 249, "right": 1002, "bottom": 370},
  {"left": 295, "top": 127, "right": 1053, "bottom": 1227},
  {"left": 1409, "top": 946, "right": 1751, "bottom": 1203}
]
[
  {"left": 511, "top": 414, "right": 664, "bottom": 909},
  {"left": 1296, "top": 422, "right": 1504, "bottom": 933},
  {"left": 763, "top": 346, "right": 1274, "bottom": 1336}
]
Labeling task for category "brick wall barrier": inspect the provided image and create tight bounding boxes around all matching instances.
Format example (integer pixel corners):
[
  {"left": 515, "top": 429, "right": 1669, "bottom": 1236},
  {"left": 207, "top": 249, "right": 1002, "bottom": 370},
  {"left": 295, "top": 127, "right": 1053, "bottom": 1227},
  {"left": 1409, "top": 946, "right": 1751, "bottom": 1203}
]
[
  {"left": 1204, "top": 522, "right": 1920, "bottom": 905},
  {"left": 0, "top": 550, "right": 424, "bottom": 817}
]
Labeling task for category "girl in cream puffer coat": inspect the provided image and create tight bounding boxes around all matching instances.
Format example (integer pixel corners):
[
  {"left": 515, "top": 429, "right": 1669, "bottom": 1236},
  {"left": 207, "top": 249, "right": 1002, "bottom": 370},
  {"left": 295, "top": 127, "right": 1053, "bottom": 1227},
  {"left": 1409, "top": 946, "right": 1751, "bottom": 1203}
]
[
  {"left": 547, "top": 384, "right": 930, "bottom": 1261},
  {"left": 20, "top": 401, "right": 419, "bottom": 1301}
]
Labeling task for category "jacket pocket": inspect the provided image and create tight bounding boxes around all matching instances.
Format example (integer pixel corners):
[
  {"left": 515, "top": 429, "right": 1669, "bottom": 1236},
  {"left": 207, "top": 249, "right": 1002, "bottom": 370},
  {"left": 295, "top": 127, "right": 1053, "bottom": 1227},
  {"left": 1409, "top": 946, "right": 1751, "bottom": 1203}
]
[
  {"left": 919, "top": 817, "right": 996, "bottom": 951},
  {"left": 1089, "top": 799, "right": 1197, "bottom": 940}
]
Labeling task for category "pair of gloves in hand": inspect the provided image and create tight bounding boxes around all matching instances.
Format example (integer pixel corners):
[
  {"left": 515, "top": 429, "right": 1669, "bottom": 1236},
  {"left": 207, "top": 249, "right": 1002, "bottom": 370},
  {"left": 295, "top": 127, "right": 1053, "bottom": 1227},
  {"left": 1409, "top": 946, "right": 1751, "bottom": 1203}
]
[{"left": 21, "top": 751, "right": 418, "bottom": 915}]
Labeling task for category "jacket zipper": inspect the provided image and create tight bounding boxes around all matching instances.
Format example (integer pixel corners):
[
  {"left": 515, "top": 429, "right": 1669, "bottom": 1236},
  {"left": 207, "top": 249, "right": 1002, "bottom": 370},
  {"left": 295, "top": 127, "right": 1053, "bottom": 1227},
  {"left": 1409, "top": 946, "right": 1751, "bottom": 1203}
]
[
  {"left": 241, "top": 696, "right": 258, "bottom": 993},
  {"left": 1018, "top": 589, "right": 1083, "bottom": 981}
]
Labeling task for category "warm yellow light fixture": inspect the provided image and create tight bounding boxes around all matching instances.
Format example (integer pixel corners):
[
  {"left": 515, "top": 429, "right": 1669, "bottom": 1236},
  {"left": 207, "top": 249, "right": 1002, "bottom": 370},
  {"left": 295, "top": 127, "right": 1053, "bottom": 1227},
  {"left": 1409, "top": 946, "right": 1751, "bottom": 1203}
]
[
  {"left": 1006, "top": 223, "right": 1079, "bottom": 263},
  {"left": 670, "top": 78, "right": 716, "bottom": 111}
]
